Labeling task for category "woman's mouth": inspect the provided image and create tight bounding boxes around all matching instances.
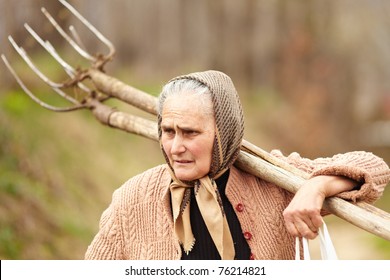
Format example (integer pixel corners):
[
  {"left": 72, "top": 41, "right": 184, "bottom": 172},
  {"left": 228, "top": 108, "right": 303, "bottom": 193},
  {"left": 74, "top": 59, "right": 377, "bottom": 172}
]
[{"left": 174, "top": 160, "right": 193, "bottom": 165}]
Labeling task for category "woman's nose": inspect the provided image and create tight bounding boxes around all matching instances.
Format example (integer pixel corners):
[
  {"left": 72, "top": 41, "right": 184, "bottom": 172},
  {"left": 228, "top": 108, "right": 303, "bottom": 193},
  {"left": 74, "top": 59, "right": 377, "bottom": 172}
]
[{"left": 171, "top": 135, "right": 186, "bottom": 154}]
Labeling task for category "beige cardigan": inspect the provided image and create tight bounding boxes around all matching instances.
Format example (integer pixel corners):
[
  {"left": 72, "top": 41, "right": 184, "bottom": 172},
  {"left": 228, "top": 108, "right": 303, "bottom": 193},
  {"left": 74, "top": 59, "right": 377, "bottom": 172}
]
[{"left": 85, "top": 150, "right": 390, "bottom": 260}]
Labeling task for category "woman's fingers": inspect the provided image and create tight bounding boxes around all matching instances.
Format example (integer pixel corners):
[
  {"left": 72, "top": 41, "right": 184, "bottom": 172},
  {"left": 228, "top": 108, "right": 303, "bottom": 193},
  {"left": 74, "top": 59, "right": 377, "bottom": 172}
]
[{"left": 284, "top": 209, "right": 323, "bottom": 239}]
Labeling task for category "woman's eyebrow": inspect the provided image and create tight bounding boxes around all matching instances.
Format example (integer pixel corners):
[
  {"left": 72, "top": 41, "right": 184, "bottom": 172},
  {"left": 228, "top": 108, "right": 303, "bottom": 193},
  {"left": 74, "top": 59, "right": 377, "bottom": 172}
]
[{"left": 177, "top": 125, "right": 200, "bottom": 132}]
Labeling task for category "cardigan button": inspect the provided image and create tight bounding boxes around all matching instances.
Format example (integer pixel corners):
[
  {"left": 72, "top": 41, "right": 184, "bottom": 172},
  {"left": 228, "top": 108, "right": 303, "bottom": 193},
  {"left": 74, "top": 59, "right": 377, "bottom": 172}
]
[
  {"left": 249, "top": 253, "right": 255, "bottom": 260},
  {"left": 243, "top": 231, "right": 252, "bottom": 240},
  {"left": 235, "top": 203, "right": 244, "bottom": 212}
]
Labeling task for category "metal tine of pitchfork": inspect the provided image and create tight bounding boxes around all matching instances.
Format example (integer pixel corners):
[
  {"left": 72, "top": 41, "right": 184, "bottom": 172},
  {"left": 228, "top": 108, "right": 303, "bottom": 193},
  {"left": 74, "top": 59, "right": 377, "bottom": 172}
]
[
  {"left": 23, "top": 23, "right": 92, "bottom": 95},
  {"left": 4, "top": 35, "right": 109, "bottom": 112},
  {"left": 1, "top": 0, "right": 117, "bottom": 113},
  {"left": 26, "top": 0, "right": 116, "bottom": 97},
  {"left": 7, "top": 35, "right": 81, "bottom": 106},
  {"left": 58, "top": 0, "right": 115, "bottom": 61},
  {"left": 69, "top": 25, "right": 87, "bottom": 51},
  {"left": 1, "top": 54, "right": 86, "bottom": 112},
  {"left": 41, "top": 7, "right": 95, "bottom": 62},
  {"left": 24, "top": 23, "right": 76, "bottom": 78}
]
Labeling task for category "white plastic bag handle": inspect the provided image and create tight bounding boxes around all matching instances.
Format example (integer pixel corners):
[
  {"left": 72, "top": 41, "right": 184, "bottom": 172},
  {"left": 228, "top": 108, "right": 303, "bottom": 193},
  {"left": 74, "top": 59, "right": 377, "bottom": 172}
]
[{"left": 295, "top": 222, "right": 338, "bottom": 260}]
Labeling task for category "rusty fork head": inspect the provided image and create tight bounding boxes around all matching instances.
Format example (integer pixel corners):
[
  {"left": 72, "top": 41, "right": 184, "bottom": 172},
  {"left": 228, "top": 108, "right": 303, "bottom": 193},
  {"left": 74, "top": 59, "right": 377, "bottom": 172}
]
[{"left": 1, "top": 0, "right": 116, "bottom": 112}]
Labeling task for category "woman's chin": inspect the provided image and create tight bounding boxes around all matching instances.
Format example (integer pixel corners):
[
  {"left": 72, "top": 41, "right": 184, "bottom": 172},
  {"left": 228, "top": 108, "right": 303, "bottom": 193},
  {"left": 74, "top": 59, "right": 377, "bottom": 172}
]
[
  {"left": 174, "top": 170, "right": 197, "bottom": 182},
  {"left": 175, "top": 174, "right": 195, "bottom": 182}
]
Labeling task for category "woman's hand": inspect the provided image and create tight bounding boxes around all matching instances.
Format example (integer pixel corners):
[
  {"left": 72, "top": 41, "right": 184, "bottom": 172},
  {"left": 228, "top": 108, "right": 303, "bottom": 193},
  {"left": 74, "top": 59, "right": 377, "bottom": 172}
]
[{"left": 283, "top": 175, "right": 357, "bottom": 239}]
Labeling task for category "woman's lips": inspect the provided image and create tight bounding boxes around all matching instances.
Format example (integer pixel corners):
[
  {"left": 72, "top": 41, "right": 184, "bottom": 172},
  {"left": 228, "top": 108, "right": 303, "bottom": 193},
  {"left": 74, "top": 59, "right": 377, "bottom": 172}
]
[{"left": 174, "top": 160, "right": 193, "bottom": 165}]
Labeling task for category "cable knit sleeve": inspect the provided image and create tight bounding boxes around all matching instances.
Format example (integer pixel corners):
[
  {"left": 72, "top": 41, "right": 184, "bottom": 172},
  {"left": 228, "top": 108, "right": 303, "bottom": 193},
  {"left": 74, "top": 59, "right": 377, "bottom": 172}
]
[
  {"left": 85, "top": 188, "right": 125, "bottom": 260},
  {"left": 271, "top": 150, "right": 390, "bottom": 203}
]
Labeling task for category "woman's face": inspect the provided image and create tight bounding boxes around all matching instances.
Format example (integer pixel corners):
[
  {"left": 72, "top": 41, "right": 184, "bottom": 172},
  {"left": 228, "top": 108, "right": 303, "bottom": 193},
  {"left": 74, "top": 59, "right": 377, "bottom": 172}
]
[{"left": 161, "top": 93, "right": 215, "bottom": 181}]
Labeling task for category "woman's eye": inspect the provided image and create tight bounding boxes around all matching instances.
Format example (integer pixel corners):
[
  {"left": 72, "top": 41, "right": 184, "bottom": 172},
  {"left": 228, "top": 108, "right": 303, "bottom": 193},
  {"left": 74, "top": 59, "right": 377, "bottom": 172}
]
[
  {"left": 163, "top": 129, "right": 175, "bottom": 135},
  {"left": 185, "top": 130, "right": 198, "bottom": 136}
]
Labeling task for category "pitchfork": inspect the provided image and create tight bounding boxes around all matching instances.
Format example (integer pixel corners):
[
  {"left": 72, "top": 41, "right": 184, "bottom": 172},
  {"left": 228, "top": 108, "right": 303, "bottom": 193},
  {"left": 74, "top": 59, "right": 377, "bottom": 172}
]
[{"left": 2, "top": 0, "right": 390, "bottom": 242}]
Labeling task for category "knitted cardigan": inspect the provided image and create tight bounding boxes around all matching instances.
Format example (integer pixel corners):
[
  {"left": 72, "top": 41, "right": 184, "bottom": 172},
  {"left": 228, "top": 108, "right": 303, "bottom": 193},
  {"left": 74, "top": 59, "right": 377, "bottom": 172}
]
[{"left": 85, "top": 150, "right": 390, "bottom": 260}]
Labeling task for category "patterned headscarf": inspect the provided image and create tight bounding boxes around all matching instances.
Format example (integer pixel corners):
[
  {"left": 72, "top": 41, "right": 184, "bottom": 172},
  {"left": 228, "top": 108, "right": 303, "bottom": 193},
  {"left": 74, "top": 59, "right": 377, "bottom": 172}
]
[{"left": 157, "top": 70, "right": 245, "bottom": 259}]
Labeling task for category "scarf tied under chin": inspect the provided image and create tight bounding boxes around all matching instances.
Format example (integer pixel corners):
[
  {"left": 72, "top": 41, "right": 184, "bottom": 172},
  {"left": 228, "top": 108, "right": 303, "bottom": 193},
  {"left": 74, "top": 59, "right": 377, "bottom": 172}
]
[{"left": 169, "top": 170, "right": 235, "bottom": 260}]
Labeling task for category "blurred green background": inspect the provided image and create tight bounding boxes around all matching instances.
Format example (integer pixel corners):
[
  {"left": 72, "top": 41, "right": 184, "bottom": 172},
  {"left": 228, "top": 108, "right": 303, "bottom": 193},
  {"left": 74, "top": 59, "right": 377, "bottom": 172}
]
[{"left": 1, "top": 0, "right": 390, "bottom": 259}]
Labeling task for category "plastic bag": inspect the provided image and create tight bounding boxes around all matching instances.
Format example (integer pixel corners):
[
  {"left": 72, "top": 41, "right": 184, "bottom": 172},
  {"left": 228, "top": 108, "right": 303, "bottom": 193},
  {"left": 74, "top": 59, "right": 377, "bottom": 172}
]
[{"left": 295, "top": 222, "right": 338, "bottom": 260}]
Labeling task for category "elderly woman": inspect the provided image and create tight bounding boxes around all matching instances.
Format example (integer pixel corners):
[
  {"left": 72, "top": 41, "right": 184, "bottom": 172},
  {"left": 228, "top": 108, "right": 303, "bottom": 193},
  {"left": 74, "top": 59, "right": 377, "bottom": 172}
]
[{"left": 85, "top": 70, "right": 390, "bottom": 260}]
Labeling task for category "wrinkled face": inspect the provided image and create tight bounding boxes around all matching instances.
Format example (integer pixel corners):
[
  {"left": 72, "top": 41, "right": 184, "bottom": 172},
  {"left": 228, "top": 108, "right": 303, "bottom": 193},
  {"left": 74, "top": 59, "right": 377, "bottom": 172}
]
[{"left": 161, "top": 93, "right": 215, "bottom": 181}]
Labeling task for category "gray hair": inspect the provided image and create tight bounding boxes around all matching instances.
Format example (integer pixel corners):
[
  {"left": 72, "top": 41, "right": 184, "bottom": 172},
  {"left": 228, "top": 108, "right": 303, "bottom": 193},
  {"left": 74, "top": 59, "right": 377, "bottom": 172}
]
[{"left": 157, "top": 78, "right": 214, "bottom": 117}]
